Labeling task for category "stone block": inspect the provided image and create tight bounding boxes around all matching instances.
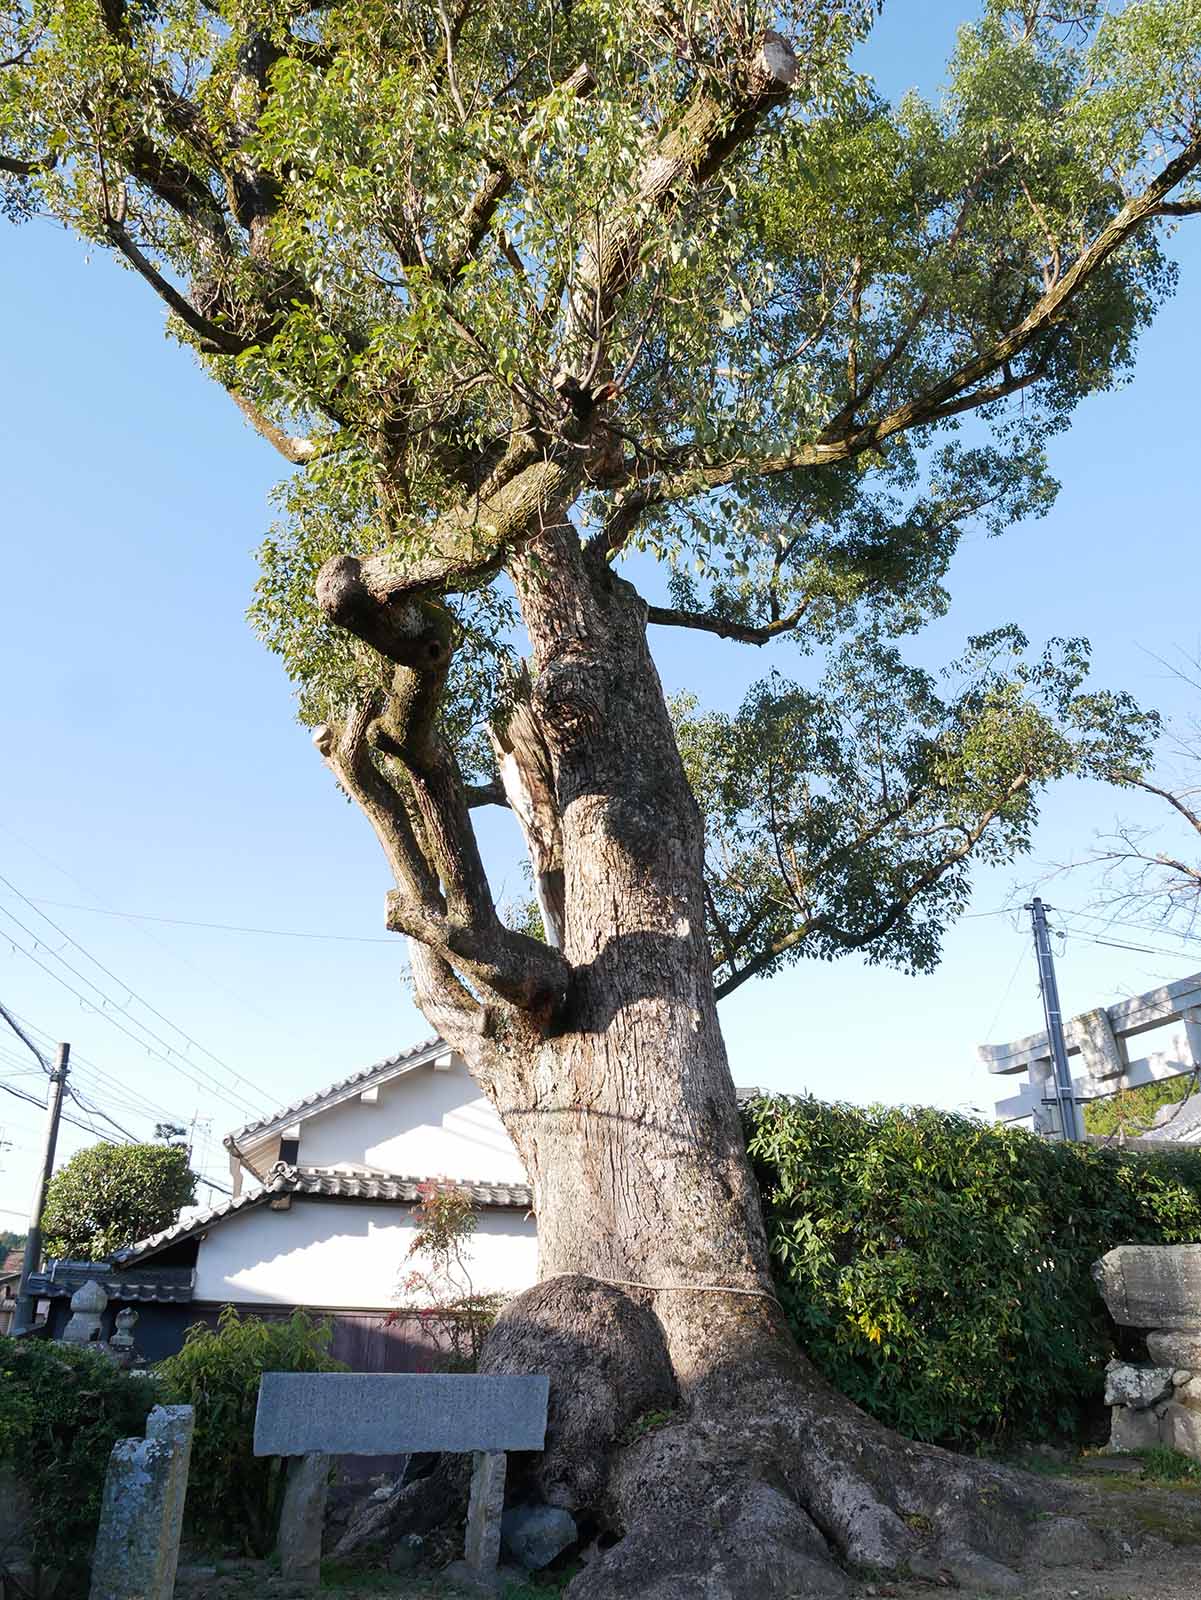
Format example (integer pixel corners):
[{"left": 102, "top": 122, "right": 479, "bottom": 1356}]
[
  {"left": 1147, "top": 1329, "right": 1201, "bottom": 1368},
  {"left": 387, "top": 1534, "right": 425, "bottom": 1574},
  {"left": 1094, "top": 1245, "right": 1201, "bottom": 1329},
  {"left": 254, "top": 1373, "right": 549, "bottom": 1457},
  {"left": 89, "top": 1404, "right": 194, "bottom": 1600},
  {"left": 63, "top": 1279, "right": 107, "bottom": 1345},
  {"left": 1103, "top": 1360, "right": 1175, "bottom": 1409},
  {"left": 1105, "top": 1405, "right": 1163, "bottom": 1454},
  {"left": 1025, "top": 1516, "right": 1100, "bottom": 1568},
  {"left": 277, "top": 1452, "right": 329, "bottom": 1588},
  {"left": 1161, "top": 1401, "right": 1201, "bottom": 1463},
  {"left": 464, "top": 1450, "right": 506, "bottom": 1575},
  {"left": 501, "top": 1504, "right": 578, "bottom": 1570}
]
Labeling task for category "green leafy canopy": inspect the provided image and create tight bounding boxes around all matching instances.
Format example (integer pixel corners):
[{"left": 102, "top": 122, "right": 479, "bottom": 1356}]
[
  {"left": 3, "top": 0, "right": 1198, "bottom": 987},
  {"left": 40, "top": 1140, "right": 197, "bottom": 1260}
]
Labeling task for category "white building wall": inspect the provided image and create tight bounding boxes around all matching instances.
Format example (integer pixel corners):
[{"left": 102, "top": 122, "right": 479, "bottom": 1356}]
[
  {"left": 193, "top": 1197, "right": 538, "bottom": 1309},
  {"left": 263, "top": 1058, "right": 527, "bottom": 1185}
]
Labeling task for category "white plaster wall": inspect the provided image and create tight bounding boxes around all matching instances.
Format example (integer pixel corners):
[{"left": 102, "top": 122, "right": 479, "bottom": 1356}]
[
  {"left": 293, "top": 1059, "right": 527, "bottom": 1183},
  {"left": 193, "top": 1198, "right": 539, "bottom": 1308}
]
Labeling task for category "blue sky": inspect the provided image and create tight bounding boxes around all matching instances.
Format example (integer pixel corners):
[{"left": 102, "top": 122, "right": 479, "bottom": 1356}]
[{"left": 2, "top": 3, "right": 1199, "bottom": 1219}]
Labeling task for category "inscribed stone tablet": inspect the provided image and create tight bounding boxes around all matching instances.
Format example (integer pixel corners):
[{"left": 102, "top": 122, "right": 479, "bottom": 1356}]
[
  {"left": 253, "top": 1372, "right": 549, "bottom": 1456},
  {"left": 1094, "top": 1244, "right": 1201, "bottom": 1329}
]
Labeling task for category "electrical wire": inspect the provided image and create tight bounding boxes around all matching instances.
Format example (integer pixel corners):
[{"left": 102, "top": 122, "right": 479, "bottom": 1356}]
[
  {"left": 0, "top": 921, "right": 262, "bottom": 1118},
  {"left": 0, "top": 998, "right": 48, "bottom": 1071},
  {"left": 67, "top": 1085, "right": 138, "bottom": 1143},
  {"left": 0, "top": 880, "right": 267, "bottom": 1110},
  {"left": 0, "top": 1077, "right": 132, "bottom": 1140},
  {"left": 26, "top": 895, "right": 396, "bottom": 944},
  {"left": 1, "top": 1008, "right": 190, "bottom": 1129}
]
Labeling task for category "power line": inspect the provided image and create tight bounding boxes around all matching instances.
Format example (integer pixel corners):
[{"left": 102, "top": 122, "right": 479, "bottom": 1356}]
[
  {"left": 68, "top": 1085, "right": 138, "bottom": 1144},
  {"left": 0, "top": 1076, "right": 124, "bottom": 1140},
  {"left": 0, "top": 998, "right": 48, "bottom": 1071},
  {"left": 1060, "top": 927, "right": 1201, "bottom": 963},
  {"left": 0, "top": 822, "right": 320, "bottom": 1036},
  {"left": 0, "top": 877, "right": 266, "bottom": 1110},
  {"left": 1, "top": 1008, "right": 188, "bottom": 1128},
  {"left": 25, "top": 896, "right": 396, "bottom": 945},
  {"left": 0, "top": 916, "right": 261, "bottom": 1118}
]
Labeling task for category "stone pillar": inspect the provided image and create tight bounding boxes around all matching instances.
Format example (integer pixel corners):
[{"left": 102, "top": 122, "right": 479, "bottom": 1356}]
[
  {"left": 277, "top": 1452, "right": 329, "bottom": 1588},
  {"left": 464, "top": 1450, "right": 506, "bottom": 1576},
  {"left": 1028, "top": 1056, "right": 1056, "bottom": 1136},
  {"left": 89, "top": 1405, "right": 194, "bottom": 1600}
]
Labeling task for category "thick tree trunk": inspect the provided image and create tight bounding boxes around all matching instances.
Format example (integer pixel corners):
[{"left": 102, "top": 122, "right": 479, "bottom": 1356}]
[{"left": 395, "top": 533, "right": 1050, "bottom": 1597}]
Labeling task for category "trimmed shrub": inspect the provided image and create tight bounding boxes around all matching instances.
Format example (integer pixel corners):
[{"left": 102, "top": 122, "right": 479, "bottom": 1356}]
[
  {"left": 41, "top": 1142, "right": 196, "bottom": 1261},
  {"left": 157, "top": 1306, "right": 345, "bottom": 1555},
  {"left": 0, "top": 1336, "right": 157, "bottom": 1598},
  {"left": 744, "top": 1096, "right": 1201, "bottom": 1448}
]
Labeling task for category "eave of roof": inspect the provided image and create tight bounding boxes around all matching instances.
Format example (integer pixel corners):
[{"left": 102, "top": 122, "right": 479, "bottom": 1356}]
[
  {"left": 25, "top": 1264, "right": 196, "bottom": 1304},
  {"left": 225, "top": 1035, "right": 446, "bottom": 1152},
  {"left": 113, "top": 1164, "right": 533, "bottom": 1267}
]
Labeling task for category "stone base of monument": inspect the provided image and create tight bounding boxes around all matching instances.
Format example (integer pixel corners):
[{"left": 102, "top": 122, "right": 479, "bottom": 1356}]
[
  {"left": 1095, "top": 1245, "right": 1201, "bottom": 1465},
  {"left": 254, "top": 1372, "right": 552, "bottom": 1590},
  {"left": 443, "top": 1558, "right": 528, "bottom": 1594}
]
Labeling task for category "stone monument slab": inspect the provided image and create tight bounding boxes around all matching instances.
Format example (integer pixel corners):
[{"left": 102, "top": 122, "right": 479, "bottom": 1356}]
[
  {"left": 1093, "top": 1244, "right": 1201, "bottom": 1329},
  {"left": 253, "top": 1372, "right": 549, "bottom": 1457}
]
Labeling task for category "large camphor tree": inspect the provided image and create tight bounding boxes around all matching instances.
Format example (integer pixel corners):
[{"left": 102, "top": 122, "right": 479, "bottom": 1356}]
[{"left": 4, "top": 0, "right": 1200, "bottom": 1590}]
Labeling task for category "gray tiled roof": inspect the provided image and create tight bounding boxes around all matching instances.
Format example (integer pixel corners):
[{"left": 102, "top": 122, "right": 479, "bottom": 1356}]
[
  {"left": 113, "top": 1163, "right": 533, "bottom": 1267},
  {"left": 226, "top": 1036, "right": 445, "bottom": 1147},
  {"left": 277, "top": 1167, "right": 532, "bottom": 1208},
  {"left": 26, "top": 1263, "right": 195, "bottom": 1304}
]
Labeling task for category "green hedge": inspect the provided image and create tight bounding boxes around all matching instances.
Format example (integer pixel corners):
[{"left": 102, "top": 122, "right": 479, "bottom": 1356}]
[
  {"left": 158, "top": 1306, "right": 345, "bottom": 1556},
  {"left": 744, "top": 1096, "right": 1201, "bottom": 1449},
  {"left": 0, "top": 1337, "right": 157, "bottom": 1597}
]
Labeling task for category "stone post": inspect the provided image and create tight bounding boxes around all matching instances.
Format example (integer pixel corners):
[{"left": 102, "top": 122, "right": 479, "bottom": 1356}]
[
  {"left": 464, "top": 1450, "right": 507, "bottom": 1576},
  {"left": 89, "top": 1405, "right": 194, "bottom": 1600},
  {"left": 277, "top": 1452, "right": 330, "bottom": 1588}
]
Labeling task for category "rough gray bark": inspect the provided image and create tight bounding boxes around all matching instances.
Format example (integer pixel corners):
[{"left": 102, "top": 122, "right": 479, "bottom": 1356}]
[{"left": 328, "top": 526, "right": 1053, "bottom": 1596}]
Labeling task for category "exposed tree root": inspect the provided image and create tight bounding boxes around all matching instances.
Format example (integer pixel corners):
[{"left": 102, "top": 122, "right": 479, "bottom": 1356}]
[{"left": 481, "top": 1279, "right": 1058, "bottom": 1599}]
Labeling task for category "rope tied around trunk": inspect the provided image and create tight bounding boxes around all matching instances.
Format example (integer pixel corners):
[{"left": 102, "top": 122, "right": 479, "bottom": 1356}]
[{"left": 569, "top": 1271, "right": 783, "bottom": 1305}]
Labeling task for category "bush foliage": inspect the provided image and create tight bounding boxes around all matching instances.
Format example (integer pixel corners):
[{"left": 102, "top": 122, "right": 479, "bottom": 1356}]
[
  {"left": 157, "top": 1307, "right": 345, "bottom": 1556},
  {"left": 0, "top": 1336, "right": 156, "bottom": 1597},
  {"left": 744, "top": 1096, "right": 1201, "bottom": 1448},
  {"left": 387, "top": 1179, "right": 506, "bottom": 1372},
  {"left": 1083, "top": 1074, "right": 1193, "bottom": 1138},
  {"left": 41, "top": 1142, "right": 196, "bottom": 1261}
]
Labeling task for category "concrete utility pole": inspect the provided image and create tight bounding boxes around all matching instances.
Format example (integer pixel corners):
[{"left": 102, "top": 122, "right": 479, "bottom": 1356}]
[
  {"left": 1025, "top": 900, "right": 1083, "bottom": 1141},
  {"left": 13, "top": 1041, "right": 70, "bottom": 1334}
]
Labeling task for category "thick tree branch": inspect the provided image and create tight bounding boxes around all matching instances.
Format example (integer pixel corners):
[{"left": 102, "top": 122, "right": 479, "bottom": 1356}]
[
  {"left": 645, "top": 601, "right": 811, "bottom": 646},
  {"left": 227, "top": 388, "right": 339, "bottom": 463},
  {"left": 1107, "top": 772, "right": 1201, "bottom": 838},
  {"left": 607, "top": 134, "right": 1201, "bottom": 540},
  {"left": 318, "top": 441, "right": 580, "bottom": 603},
  {"left": 565, "top": 33, "right": 798, "bottom": 373},
  {"left": 104, "top": 221, "right": 250, "bottom": 354},
  {"left": 465, "top": 778, "right": 509, "bottom": 808},
  {"left": 442, "top": 61, "right": 596, "bottom": 282},
  {"left": 713, "top": 775, "right": 1034, "bottom": 1000},
  {"left": 315, "top": 703, "right": 569, "bottom": 1021},
  {"left": 0, "top": 151, "right": 54, "bottom": 176}
]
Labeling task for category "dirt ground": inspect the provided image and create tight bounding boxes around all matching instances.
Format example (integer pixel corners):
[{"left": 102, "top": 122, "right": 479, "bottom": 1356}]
[{"left": 179, "top": 1461, "right": 1201, "bottom": 1600}]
